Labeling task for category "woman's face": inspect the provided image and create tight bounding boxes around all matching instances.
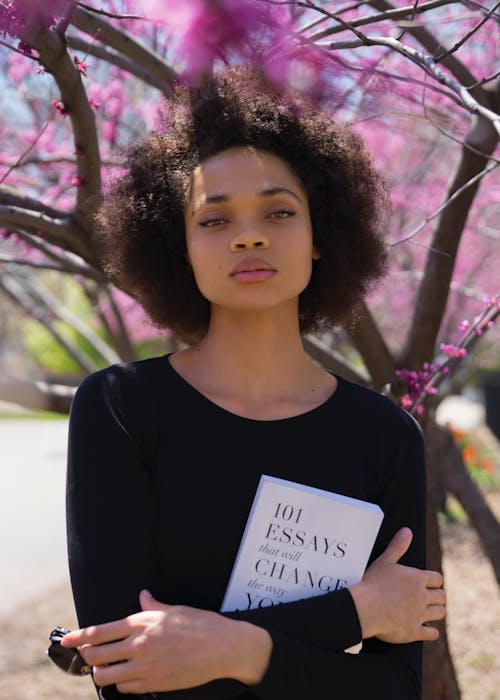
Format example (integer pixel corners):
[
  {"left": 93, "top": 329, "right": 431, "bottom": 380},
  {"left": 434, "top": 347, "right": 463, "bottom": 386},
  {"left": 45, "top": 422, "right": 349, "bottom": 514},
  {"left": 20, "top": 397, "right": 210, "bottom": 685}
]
[{"left": 184, "top": 146, "right": 320, "bottom": 315}]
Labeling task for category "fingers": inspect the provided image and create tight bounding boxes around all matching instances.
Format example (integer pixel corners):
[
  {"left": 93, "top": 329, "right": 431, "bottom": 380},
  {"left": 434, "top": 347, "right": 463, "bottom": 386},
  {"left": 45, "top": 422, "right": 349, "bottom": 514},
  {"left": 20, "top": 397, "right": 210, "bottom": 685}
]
[
  {"left": 92, "top": 658, "right": 141, "bottom": 687},
  {"left": 425, "top": 604, "right": 446, "bottom": 622},
  {"left": 377, "top": 527, "right": 413, "bottom": 565},
  {"left": 61, "top": 619, "right": 131, "bottom": 648},
  {"left": 425, "top": 570, "right": 444, "bottom": 589},
  {"left": 79, "top": 640, "right": 128, "bottom": 667},
  {"left": 420, "top": 624, "right": 440, "bottom": 642},
  {"left": 427, "top": 587, "right": 446, "bottom": 606},
  {"left": 139, "top": 589, "right": 170, "bottom": 612}
]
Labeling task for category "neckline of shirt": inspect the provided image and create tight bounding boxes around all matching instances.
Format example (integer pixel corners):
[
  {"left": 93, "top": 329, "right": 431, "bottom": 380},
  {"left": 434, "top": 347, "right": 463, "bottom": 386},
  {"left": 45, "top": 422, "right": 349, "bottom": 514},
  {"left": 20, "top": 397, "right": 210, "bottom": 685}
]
[{"left": 162, "top": 352, "right": 343, "bottom": 424}]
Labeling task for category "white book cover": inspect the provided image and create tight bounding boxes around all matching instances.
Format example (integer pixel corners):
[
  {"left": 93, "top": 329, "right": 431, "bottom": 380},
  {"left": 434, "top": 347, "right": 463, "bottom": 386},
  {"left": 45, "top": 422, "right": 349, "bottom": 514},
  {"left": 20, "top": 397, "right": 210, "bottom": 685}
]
[{"left": 220, "top": 474, "right": 384, "bottom": 613}]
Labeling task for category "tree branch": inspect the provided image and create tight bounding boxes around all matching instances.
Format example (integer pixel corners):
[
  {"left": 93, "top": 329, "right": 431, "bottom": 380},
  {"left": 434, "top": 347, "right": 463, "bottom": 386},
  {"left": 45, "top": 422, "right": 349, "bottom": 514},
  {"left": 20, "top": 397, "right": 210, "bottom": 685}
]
[
  {"left": 400, "top": 110, "right": 498, "bottom": 369},
  {"left": 66, "top": 33, "right": 173, "bottom": 93},
  {"left": 71, "top": 6, "right": 178, "bottom": 94},
  {"left": 0, "top": 275, "right": 97, "bottom": 374},
  {"left": 4, "top": 229, "right": 107, "bottom": 282},
  {"left": 18, "top": 22, "right": 102, "bottom": 225},
  {"left": 428, "top": 417, "right": 500, "bottom": 586},
  {"left": 368, "top": 0, "right": 483, "bottom": 98},
  {"left": 0, "top": 185, "right": 69, "bottom": 221},
  {"left": 21, "top": 275, "right": 121, "bottom": 366},
  {"left": 0, "top": 206, "right": 90, "bottom": 259},
  {"left": 307, "top": 0, "right": 457, "bottom": 42},
  {"left": 303, "top": 333, "right": 370, "bottom": 385},
  {"left": 345, "top": 300, "right": 396, "bottom": 390}
]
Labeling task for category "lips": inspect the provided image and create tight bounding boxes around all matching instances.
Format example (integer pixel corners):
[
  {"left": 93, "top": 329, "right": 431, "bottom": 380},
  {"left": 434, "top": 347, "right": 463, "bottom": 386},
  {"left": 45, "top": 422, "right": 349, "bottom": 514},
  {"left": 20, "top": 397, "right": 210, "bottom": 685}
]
[{"left": 230, "top": 258, "right": 276, "bottom": 276}]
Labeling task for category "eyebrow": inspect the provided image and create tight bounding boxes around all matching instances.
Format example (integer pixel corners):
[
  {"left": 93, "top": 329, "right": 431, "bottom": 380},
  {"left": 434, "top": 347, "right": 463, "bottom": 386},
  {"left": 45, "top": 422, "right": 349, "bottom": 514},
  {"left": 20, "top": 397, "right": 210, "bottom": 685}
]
[{"left": 190, "top": 187, "right": 301, "bottom": 217}]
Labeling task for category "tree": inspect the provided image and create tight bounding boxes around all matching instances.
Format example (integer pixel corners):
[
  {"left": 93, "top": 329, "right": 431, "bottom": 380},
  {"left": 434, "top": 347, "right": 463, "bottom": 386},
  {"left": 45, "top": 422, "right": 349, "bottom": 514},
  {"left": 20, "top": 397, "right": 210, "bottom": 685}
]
[{"left": 0, "top": 1, "right": 499, "bottom": 697}]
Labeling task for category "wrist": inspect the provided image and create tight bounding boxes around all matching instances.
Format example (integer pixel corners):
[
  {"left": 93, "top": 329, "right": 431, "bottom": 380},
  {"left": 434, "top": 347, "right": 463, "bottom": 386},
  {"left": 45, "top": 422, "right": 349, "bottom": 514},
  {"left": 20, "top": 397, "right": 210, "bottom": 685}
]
[
  {"left": 349, "top": 581, "right": 378, "bottom": 640},
  {"left": 226, "top": 620, "right": 273, "bottom": 686}
]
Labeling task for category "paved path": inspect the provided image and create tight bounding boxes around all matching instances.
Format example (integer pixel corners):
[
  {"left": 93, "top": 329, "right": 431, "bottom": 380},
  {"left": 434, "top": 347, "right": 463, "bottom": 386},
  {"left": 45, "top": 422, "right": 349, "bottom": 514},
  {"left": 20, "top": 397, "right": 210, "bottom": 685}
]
[{"left": 0, "top": 419, "right": 70, "bottom": 619}]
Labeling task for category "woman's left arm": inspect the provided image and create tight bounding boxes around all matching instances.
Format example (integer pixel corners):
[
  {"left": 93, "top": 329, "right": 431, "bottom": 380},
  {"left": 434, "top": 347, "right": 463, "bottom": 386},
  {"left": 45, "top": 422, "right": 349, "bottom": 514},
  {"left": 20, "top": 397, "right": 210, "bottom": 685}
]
[{"left": 66, "top": 375, "right": 434, "bottom": 699}]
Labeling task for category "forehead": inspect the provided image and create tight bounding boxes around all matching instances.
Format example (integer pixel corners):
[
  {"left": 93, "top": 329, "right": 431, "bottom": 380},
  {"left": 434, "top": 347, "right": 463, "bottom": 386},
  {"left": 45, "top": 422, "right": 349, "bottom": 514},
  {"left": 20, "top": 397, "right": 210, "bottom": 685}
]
[{"left": 187, "top": 146, "right": 306, "bottom": 203}]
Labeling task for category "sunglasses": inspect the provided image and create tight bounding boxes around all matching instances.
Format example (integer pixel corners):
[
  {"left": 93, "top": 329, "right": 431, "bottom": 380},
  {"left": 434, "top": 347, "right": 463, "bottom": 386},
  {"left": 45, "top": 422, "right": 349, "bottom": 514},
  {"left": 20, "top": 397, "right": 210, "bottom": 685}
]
[{"left": 47, "top": 626, "right": 92, "bottom": 676}]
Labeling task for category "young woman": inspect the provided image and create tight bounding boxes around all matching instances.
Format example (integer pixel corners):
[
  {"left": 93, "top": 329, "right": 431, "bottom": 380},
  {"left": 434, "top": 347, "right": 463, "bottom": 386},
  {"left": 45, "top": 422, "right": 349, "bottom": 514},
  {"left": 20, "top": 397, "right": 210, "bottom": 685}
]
[{"left": 61, "top": 66, "right": 446, "bottom": 700}]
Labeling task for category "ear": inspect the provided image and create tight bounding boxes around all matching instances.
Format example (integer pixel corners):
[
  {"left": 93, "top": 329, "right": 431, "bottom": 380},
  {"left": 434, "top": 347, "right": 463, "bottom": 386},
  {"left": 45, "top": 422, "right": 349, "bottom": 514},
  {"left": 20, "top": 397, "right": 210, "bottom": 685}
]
[{"left": 312, "top": 246, "right": 321, "bottom": 260}]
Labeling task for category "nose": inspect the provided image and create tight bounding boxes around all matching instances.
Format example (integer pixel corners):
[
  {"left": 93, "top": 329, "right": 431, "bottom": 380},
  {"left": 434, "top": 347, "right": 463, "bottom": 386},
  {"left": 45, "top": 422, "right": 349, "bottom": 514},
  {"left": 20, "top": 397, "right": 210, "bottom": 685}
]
[{"left": 230, "top": 230, "right": 270, "bottom": 252}]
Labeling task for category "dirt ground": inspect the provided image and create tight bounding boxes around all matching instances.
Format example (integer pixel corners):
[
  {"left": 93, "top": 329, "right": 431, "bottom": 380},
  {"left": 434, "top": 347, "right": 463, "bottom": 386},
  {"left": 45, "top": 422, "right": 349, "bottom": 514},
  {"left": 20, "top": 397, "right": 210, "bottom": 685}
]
[{"left": 0, "top": 495, "right": 498, "bottom": 700}]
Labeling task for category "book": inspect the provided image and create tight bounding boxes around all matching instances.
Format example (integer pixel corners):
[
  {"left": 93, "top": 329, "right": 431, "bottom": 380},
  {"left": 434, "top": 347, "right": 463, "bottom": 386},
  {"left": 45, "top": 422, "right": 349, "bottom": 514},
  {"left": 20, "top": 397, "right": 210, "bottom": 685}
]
[{"left": 220, "top": 474, "right": 384, "bottom": 612}]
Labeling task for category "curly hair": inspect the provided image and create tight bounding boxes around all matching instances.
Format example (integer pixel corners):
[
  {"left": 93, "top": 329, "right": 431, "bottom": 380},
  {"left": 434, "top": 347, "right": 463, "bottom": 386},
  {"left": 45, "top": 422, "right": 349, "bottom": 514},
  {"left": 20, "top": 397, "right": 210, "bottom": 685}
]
[{"left": 94, "top": 65, "right": 391, "bottom": 343}]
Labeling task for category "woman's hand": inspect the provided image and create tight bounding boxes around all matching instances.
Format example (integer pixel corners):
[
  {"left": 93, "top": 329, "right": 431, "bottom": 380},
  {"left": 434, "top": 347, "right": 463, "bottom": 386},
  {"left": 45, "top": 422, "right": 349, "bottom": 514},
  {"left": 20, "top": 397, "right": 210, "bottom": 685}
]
[
  {"left": 60, "top": 590, "right": 272, "bottom": 694},
  {"left": 349, "top": 527, "right": 446, "bottom": 643}
]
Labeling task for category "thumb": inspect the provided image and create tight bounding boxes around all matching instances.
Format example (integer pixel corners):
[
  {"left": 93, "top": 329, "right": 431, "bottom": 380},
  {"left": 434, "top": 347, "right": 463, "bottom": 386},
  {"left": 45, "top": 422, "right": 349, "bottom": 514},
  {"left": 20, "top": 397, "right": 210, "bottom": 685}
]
[
  {"left": 139, "top": 589, "right": 169, "bottom": 612},
  {"left": 377, "top": 527, "right": 413, "bottom": 565}
]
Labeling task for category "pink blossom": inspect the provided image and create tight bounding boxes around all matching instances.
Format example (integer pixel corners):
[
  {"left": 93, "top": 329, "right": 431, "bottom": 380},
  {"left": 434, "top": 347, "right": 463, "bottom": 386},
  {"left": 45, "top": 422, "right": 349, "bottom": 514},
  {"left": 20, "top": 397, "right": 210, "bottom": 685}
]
[
  {"left": 89, "top": 98, "right": 100, "bottom": 110},
  {"left": 70, "top": 174, "right": 85, "bottom": 188},
  {"left": 459, "top": 320, "right": 470, "bottom": 333},
  {"left": 440, "top": 343, "right": 467, "bottom": 358},
  {"left": 74, "top": 55, "right": 88, "bottom": 76},
  {"left": 263, "top": 39, "right": 340, "bottom": 103},
  {"left": 12, "top": 0, "right": 74, "bottom": 30},
  {"left": 7, "top": 53, "right": 33, "bottom": 82},
  {"left": 142, "top": 0, "right": 289, "bottom": 85},
  {"left": 401, "top": 395, "right": 414, "bottom": 410},
  {"left": 52, "top": 99, "right": 67, "bottom": 115}
]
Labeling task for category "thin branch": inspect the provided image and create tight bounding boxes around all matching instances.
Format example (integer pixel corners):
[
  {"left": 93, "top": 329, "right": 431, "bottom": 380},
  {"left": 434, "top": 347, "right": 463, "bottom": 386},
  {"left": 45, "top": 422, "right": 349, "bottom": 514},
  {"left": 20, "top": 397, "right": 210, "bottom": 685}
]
[
  {"left": 0, "top": 274, "right": 97, "bottom": 374},
  {"left": 302, "top": 334, "right": 370, "bottom": 386},
  {"left": 345, "top": 300, "right": 397, "bottom": 390},
  {"left": 22, "top": 276, "right": 121, "bottom": 366},
  {"left": 434, "top": 0, "right": 500, "bottom": 61},
  {"left": 368, "top": 0, "right": 483, "bottom": 96},
  {"left": 0, "top": 112, "right": 53, "bottom": 186},
  {"left": 66, "top": 33, "right": 172, "bottom": 93},
  {"left": 470, "top": 70, "right": 500, "bottom": 89},
  {"left": 0, "top": 256, "right": 71, "bottom": 273},
  {"left": 2, "top": 155, "right": 122, "bottom": 168},
  {"left": 76, "top": 2, "right": 145, "bottom": 20},
  {"left": 306, "top": 0, "right": 457, "bottom": 41},
  {"left": 6, "top": 229, "right": 107, "bottom": 282},
  {"left": 71, "top": 6, "right": 178, "bottom": 94},
  {"left": 323, "top": 33, "right": 500, "bottom": 134},
  {"left": 391, "top": 160, "right": 500, "bottom": 247},
  {"left": 411, "top": 295, "right": 500, "bottom": 413}
]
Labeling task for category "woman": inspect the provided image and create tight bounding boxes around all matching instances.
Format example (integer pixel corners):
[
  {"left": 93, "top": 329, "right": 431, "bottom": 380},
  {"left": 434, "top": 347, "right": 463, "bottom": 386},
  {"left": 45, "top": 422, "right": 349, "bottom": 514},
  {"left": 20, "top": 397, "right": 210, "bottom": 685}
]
[{"left": 61, "top": 66, "right": 446, "bottom": 699}]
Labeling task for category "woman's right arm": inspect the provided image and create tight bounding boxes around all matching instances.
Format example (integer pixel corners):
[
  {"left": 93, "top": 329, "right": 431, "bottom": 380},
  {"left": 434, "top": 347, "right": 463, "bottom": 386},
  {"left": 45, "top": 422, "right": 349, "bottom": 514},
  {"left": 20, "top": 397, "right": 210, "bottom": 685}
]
[{"left": 66, "top": 367, "right": 439, "bottom": 699}]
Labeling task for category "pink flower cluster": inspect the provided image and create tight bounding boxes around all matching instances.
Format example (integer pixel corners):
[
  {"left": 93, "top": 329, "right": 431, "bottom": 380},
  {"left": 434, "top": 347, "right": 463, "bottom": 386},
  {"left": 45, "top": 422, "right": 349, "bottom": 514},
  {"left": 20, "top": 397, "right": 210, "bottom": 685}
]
[
  {"left": 440, "top": 343, "right": 468, "bottom": 358},
  {"left": 14, "top": 0, "right": 72, "bottom": 28},
  {"left": 141, "top": 0, "right": 337, "bottom": 99},
  {"left": 142, "top": 0, "right": 289, "bottom": 84},
  {"left": 395, "top": 363, "right": 446, "bottom": 415},
  {"left": 1, "top": 0, "right": 75, "bottom": 54}
]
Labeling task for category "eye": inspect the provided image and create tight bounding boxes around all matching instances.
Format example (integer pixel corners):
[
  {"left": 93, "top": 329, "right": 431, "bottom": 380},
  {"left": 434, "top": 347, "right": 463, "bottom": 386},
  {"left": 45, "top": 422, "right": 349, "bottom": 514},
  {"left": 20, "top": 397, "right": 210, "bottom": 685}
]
[
  {"left": 199, "top": 217, "right": 227, "bottom": 227},
  {"left": 268, "top": 209, "right": 295, "bottom": 219}
]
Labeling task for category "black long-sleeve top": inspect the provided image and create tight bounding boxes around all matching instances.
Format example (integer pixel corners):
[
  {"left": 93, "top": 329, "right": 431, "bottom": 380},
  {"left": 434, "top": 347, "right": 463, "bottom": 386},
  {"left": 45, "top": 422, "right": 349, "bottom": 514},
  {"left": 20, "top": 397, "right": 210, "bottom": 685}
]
[{"left": 66, "top": 353, "right": 426, "bottom": 699}]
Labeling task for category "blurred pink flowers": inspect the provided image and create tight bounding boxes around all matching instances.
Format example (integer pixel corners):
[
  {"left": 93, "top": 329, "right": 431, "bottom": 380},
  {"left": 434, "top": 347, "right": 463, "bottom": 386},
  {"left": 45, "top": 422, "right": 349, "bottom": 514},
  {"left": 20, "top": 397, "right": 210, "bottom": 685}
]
[
  {"left": 141, "top": 0, "right": 339, "bottom": 101},
  {"left": 1, "top": 0, "right": 74, "bottom": 36},
  {"left": 142, "top": 0, "right": 289, "bottom": 84}
]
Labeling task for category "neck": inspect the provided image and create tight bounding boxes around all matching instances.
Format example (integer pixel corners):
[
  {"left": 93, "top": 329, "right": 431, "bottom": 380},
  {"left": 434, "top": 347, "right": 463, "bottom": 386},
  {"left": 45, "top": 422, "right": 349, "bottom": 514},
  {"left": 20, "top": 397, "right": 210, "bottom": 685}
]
[{"left": 181, "top": 303, "right": 321, "bottom": 403}]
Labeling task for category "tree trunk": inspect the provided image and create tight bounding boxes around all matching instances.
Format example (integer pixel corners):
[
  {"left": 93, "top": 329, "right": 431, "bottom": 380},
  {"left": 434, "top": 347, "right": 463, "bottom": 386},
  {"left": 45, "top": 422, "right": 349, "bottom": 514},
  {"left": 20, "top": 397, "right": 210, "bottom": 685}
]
[
  {"left": 423, "top": 417, "right": 462, "bottom": 700},
  {"left": 427, "top": 418, "right": 500, "bottom": 586}
]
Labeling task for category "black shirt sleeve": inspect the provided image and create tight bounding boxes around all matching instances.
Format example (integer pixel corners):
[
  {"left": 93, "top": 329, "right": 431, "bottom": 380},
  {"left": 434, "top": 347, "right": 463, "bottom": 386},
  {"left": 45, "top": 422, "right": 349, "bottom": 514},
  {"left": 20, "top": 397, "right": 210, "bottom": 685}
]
[{"left": 66, "top": 366, "right": 425, "bottom": 700}]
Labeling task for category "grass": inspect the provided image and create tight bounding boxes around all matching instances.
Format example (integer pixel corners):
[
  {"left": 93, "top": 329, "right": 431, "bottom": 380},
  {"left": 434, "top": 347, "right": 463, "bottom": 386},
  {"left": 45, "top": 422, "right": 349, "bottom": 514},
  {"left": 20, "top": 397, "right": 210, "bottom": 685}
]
[{"left": 0, "top": 410, "right": 67, "bottom": 420}]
